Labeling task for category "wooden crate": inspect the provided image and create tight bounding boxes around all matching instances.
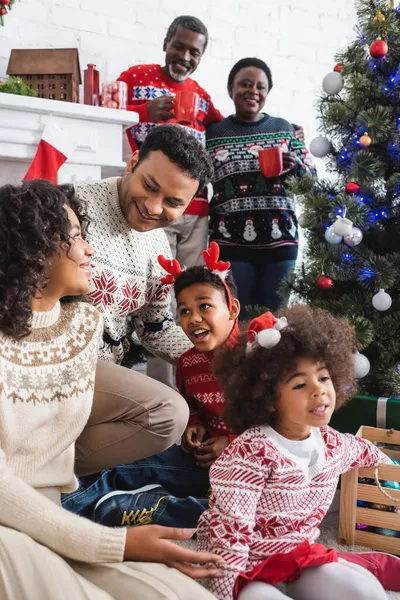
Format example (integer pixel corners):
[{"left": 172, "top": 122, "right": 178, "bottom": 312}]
[{"left": 339, "top": 426, "right": 400, "bottom": 554}]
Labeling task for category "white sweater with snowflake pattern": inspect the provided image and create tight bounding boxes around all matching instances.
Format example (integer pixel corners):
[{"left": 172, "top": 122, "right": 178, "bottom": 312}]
[{"left": 74, "top": 177, "right": 192, "bottom": 363}]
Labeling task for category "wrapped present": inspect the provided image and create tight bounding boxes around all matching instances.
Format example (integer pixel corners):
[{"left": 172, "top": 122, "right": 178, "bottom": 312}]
[{"left": 331, "top": 394, "right": 400, "bottom": 434}]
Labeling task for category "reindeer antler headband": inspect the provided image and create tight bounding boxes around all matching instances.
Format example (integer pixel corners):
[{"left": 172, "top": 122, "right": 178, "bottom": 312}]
[{"left": 157, "top": 242, "right": 233, "bottom": 311}]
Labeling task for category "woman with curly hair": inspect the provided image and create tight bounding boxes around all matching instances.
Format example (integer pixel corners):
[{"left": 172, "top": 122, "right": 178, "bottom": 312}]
[
  {"left": 0, "top": 180, "right": 221, "bottom": 600},
  {"left": 197, "top": 305, "right": 390, "bottom": 600}
]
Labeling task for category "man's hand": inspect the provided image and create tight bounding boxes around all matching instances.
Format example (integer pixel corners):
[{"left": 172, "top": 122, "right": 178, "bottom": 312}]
[
  {"left": 292, "top": 123, "right": 305, "bottom": 143},
  {"left": 195, "top": 436, "right": 230, "bottom": 468},
  {"left": 125, "top": 525, "right": 223, "bottom": 579},
  {"left": 282, "top": 151, "right": 298, "bottom": 173},
  {"left": 181, "top": 424, "right": 207, "bottom": 454},
  {"left": 146, "top": 95, "right": 174, "bottom": 122}
]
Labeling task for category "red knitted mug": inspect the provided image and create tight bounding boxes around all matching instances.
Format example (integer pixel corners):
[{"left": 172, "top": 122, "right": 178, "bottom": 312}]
[
  {"left": 174, "top": 91, "right": 200, "bottom": 126},
  {"left": 258, "top": 147, "right": 283, "bottom": 178}
]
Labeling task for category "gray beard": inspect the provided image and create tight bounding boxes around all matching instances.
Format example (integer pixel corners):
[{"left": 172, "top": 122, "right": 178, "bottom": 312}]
[{"left": 168, "top": 64, "right": 189, "bottom": 82}]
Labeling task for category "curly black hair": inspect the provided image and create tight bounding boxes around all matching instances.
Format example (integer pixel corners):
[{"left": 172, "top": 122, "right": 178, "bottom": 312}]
[
  {"left": 174, "top": 266, "right": 237, "bottom": 306},
  {"left": 165, "top": 15, "right": 208, "bottom": 50},
  {"left": 227, "top": 57, "right": 273, "bottom": 92},
  {"left": 137, "top": 124, "right": 214, "bottom": 195},
  {"left": 0, "top": 179, "right": 90, "bottom": 340},
  {"left": 214, "top": 304, "right": 357, "bottom": 435}
]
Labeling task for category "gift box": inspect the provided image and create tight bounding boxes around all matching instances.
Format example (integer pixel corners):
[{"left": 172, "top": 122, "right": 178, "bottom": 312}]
[{"left": 331, "top": 395, "right": 400, "bottom": 435}]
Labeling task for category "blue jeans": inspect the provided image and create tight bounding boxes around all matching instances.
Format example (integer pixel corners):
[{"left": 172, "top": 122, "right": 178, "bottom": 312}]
[
  {"left": 62, "top": 445, "right": 210, "bottom": 527},
  {"left": 230, "top": 259, "right": 297, "bottom": 318}
]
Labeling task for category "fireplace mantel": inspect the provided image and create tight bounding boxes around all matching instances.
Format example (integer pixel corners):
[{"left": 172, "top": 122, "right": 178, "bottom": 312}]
[{"left": 0, "top": 93, "right": 138, "bottom": 185}]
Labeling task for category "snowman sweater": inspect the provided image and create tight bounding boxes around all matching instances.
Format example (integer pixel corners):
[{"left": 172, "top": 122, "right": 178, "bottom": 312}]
[{"left": 206, "top": 115, "right": 317, "bottom": 264}]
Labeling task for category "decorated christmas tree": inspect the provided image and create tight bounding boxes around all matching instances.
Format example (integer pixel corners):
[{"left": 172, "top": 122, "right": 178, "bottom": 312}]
[
  {"left": 0, "top": 0, "right": 17, "bottom": 26},
  {"left": 285, "top": 0, "right": 400, "bottom": 395}
]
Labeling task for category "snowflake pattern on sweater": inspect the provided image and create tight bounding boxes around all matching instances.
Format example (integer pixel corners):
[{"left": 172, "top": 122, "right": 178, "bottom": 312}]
[
  {"left": 0, "top": 301, "right": 127, "bottom": 564},
  {"left": 176, "top": 348, "right": 231, "bottom": 438},
  {"left": 74, "top": 178, "right": 192, "bottom": 363},
  {"left": 176, "top": 323, "right": 239, "bottom": 438},
  {"left": 197, "top": 425, "right": 392, "bottom": 600}
]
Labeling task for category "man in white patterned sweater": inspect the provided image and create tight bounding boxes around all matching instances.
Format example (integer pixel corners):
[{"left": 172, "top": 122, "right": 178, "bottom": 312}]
[
  {"left": 75, "top": 124, "right": 212, "bottom": 366},
  {"left": 67, "top": 125, "right": 213, "bottom": 481}
]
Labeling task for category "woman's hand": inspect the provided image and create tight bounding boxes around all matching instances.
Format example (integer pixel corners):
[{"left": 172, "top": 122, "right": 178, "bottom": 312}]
[
  {"left": 282, "top": 151, "right": 298, "bottom": 173},
  {"left": 195, "top": 436, "right": 230, "bottom": 468},
  {"left": 181, "top": 424, "right": 207, "bottom": 454},
  {"left": 292, "top": 123, "right": 305, "bottom": 143},
  {"left": 124, "top": 525, "right": 223, "bottom": 578}
]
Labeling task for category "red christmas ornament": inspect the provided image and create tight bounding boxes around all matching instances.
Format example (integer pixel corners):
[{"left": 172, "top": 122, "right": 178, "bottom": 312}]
[
  {"left": 0, "top": 6, "right": 6, "bottom": 14},
  {"left": 0, "top": 0, "right": 10, "bottom": 5},
  {"left": 345, "top": 181, "right": 360, "bottom": 194},
  {"left": 316, "top": 275, "right": 334, "bottom": 290},
  {"left": 334, "top": 63, "right": 344, "bottom": 73},
  {"left": 369, "top": 40, "right": 389, "bottom": 59}
]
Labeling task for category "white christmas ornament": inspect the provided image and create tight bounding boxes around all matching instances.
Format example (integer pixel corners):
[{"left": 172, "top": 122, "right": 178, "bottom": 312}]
[
  {"left": 325, "top": 226, "right": 343, "bottom": 244},
  {"left": 322, "top": 71, "right": 344, "bottom": 96},
  {"left": 353, "top": 352, "right": 370, "bottom": 379},
  {"left": 297, "top": 213, "right": 307, "bottom": 228},
  {"left": 333, "top": 215, "right": 353, "bottom": 237},
  {"left": 310, "top": 136, "right": 331, "bottom": 158},
  {"left": 344, "top": 226, "right": 363, "bottom": 247},
  {"left": 372, "top": 289, "right": 392, "bottom": 311}
]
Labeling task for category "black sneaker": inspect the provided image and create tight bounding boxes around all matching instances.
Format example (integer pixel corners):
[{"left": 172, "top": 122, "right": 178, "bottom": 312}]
[{"left": 93, "top": 484, "right": 167, "bottom": 527}]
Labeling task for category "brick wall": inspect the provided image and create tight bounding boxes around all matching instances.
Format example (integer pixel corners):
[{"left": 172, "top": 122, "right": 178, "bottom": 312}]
[{"left": 1, "top": 0, "right": 357, "bottom": 146}]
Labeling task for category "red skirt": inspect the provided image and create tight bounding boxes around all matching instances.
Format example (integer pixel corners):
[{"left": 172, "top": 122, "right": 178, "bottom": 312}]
[{"left": 234, "top": 541, "right": 338, "bottom": 598}]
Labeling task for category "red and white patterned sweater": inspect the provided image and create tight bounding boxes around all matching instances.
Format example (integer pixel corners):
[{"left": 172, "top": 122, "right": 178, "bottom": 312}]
[
  {"left": 117, "top": 63, "right": 224, "bottom": 217},
  {"left": 197, "top": 425, "right": 391, "bottom": 600},
  {"left": 176, "top": 323, "right": 238, "bottom": 439}
]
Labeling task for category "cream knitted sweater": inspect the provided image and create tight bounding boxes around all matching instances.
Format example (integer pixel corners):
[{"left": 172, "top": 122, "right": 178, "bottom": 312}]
[
  {"left": 0, "top": 301, "right": 126, "bottom": 563},
  {"left": 75, "top": 178, "right": 192, "bottom": 363}
]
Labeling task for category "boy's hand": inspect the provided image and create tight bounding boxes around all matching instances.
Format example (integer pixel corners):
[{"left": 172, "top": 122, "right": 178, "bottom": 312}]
[
  {"left": 195, "top": 436, "right": 230, "bottom": 468},
  {"left": 124, "top": 525, "right": 223, "bottom": 579},
  {"left": 181, "top": 424, "right": 207, "bottom": 454}
]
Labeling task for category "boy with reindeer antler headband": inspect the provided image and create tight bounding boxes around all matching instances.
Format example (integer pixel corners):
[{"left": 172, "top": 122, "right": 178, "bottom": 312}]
[{"left": 68, "top": 243, "right": 240, "bottom": 529}]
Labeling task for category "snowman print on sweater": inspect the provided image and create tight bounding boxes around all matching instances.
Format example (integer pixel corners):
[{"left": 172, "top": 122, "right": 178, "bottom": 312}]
[
  {"left": 271, "top": 217, "right": 283, "bottom": 240},
  {"left": 288, "top": 215, "right": 297, "bottom": 238},
  {"left": 218, "top": 218, "right": 231, "bottom": 239},
  {"left": 243, "top": 217, "right": 257, "bottom": 242}
]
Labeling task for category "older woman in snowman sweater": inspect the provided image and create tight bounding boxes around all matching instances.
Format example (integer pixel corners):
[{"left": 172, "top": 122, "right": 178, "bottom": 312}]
[{"left": 206, "top": 58, "right": 316, "bottom": 317}]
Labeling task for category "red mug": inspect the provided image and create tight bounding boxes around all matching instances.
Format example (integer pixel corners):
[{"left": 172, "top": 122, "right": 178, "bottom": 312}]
[
  {"left": 173, "top": 91, "right": 200, "bottom": 125},
  {"left": 258, "top": 147, "right": 283, "bottom": 178}
]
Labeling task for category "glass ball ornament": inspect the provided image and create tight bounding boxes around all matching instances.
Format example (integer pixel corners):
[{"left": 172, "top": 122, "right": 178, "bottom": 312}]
[
  {"left": 359, "top": 133, "right": 372, "bottom": 147},
  {"left": 322, "top": 71, "right": 344, "bottom": 95},
  {"left": 310, "top": 136, "right": 331, "bottom": 158},
  {"left": 372, "top": 289, "right": 392, "bottom": 311},
  {"left": 316, "top": 275, "right": 334, "bottom": 290},
  {"left": 369, "top": 39, "right": 389, "bottom": 58},
  {"left": 344, "top": 227, "right": 363, "bottom": 247},
  {"left": 325, "top": 226, "right": 343, "bottom": 244},
  {"left": 345, "top": 182, "right": 360, "bottom": 194},
  {"left": 297, "top": 213, "right": 307, "bottom": 228},
  {"left": 353, "top": 351, "right": 370, "bottom": 379}
]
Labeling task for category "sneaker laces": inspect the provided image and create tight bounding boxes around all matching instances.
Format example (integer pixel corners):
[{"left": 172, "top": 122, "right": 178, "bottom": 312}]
[{"left": 120, "top": 495, "right": 166, "bottom": 526}]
